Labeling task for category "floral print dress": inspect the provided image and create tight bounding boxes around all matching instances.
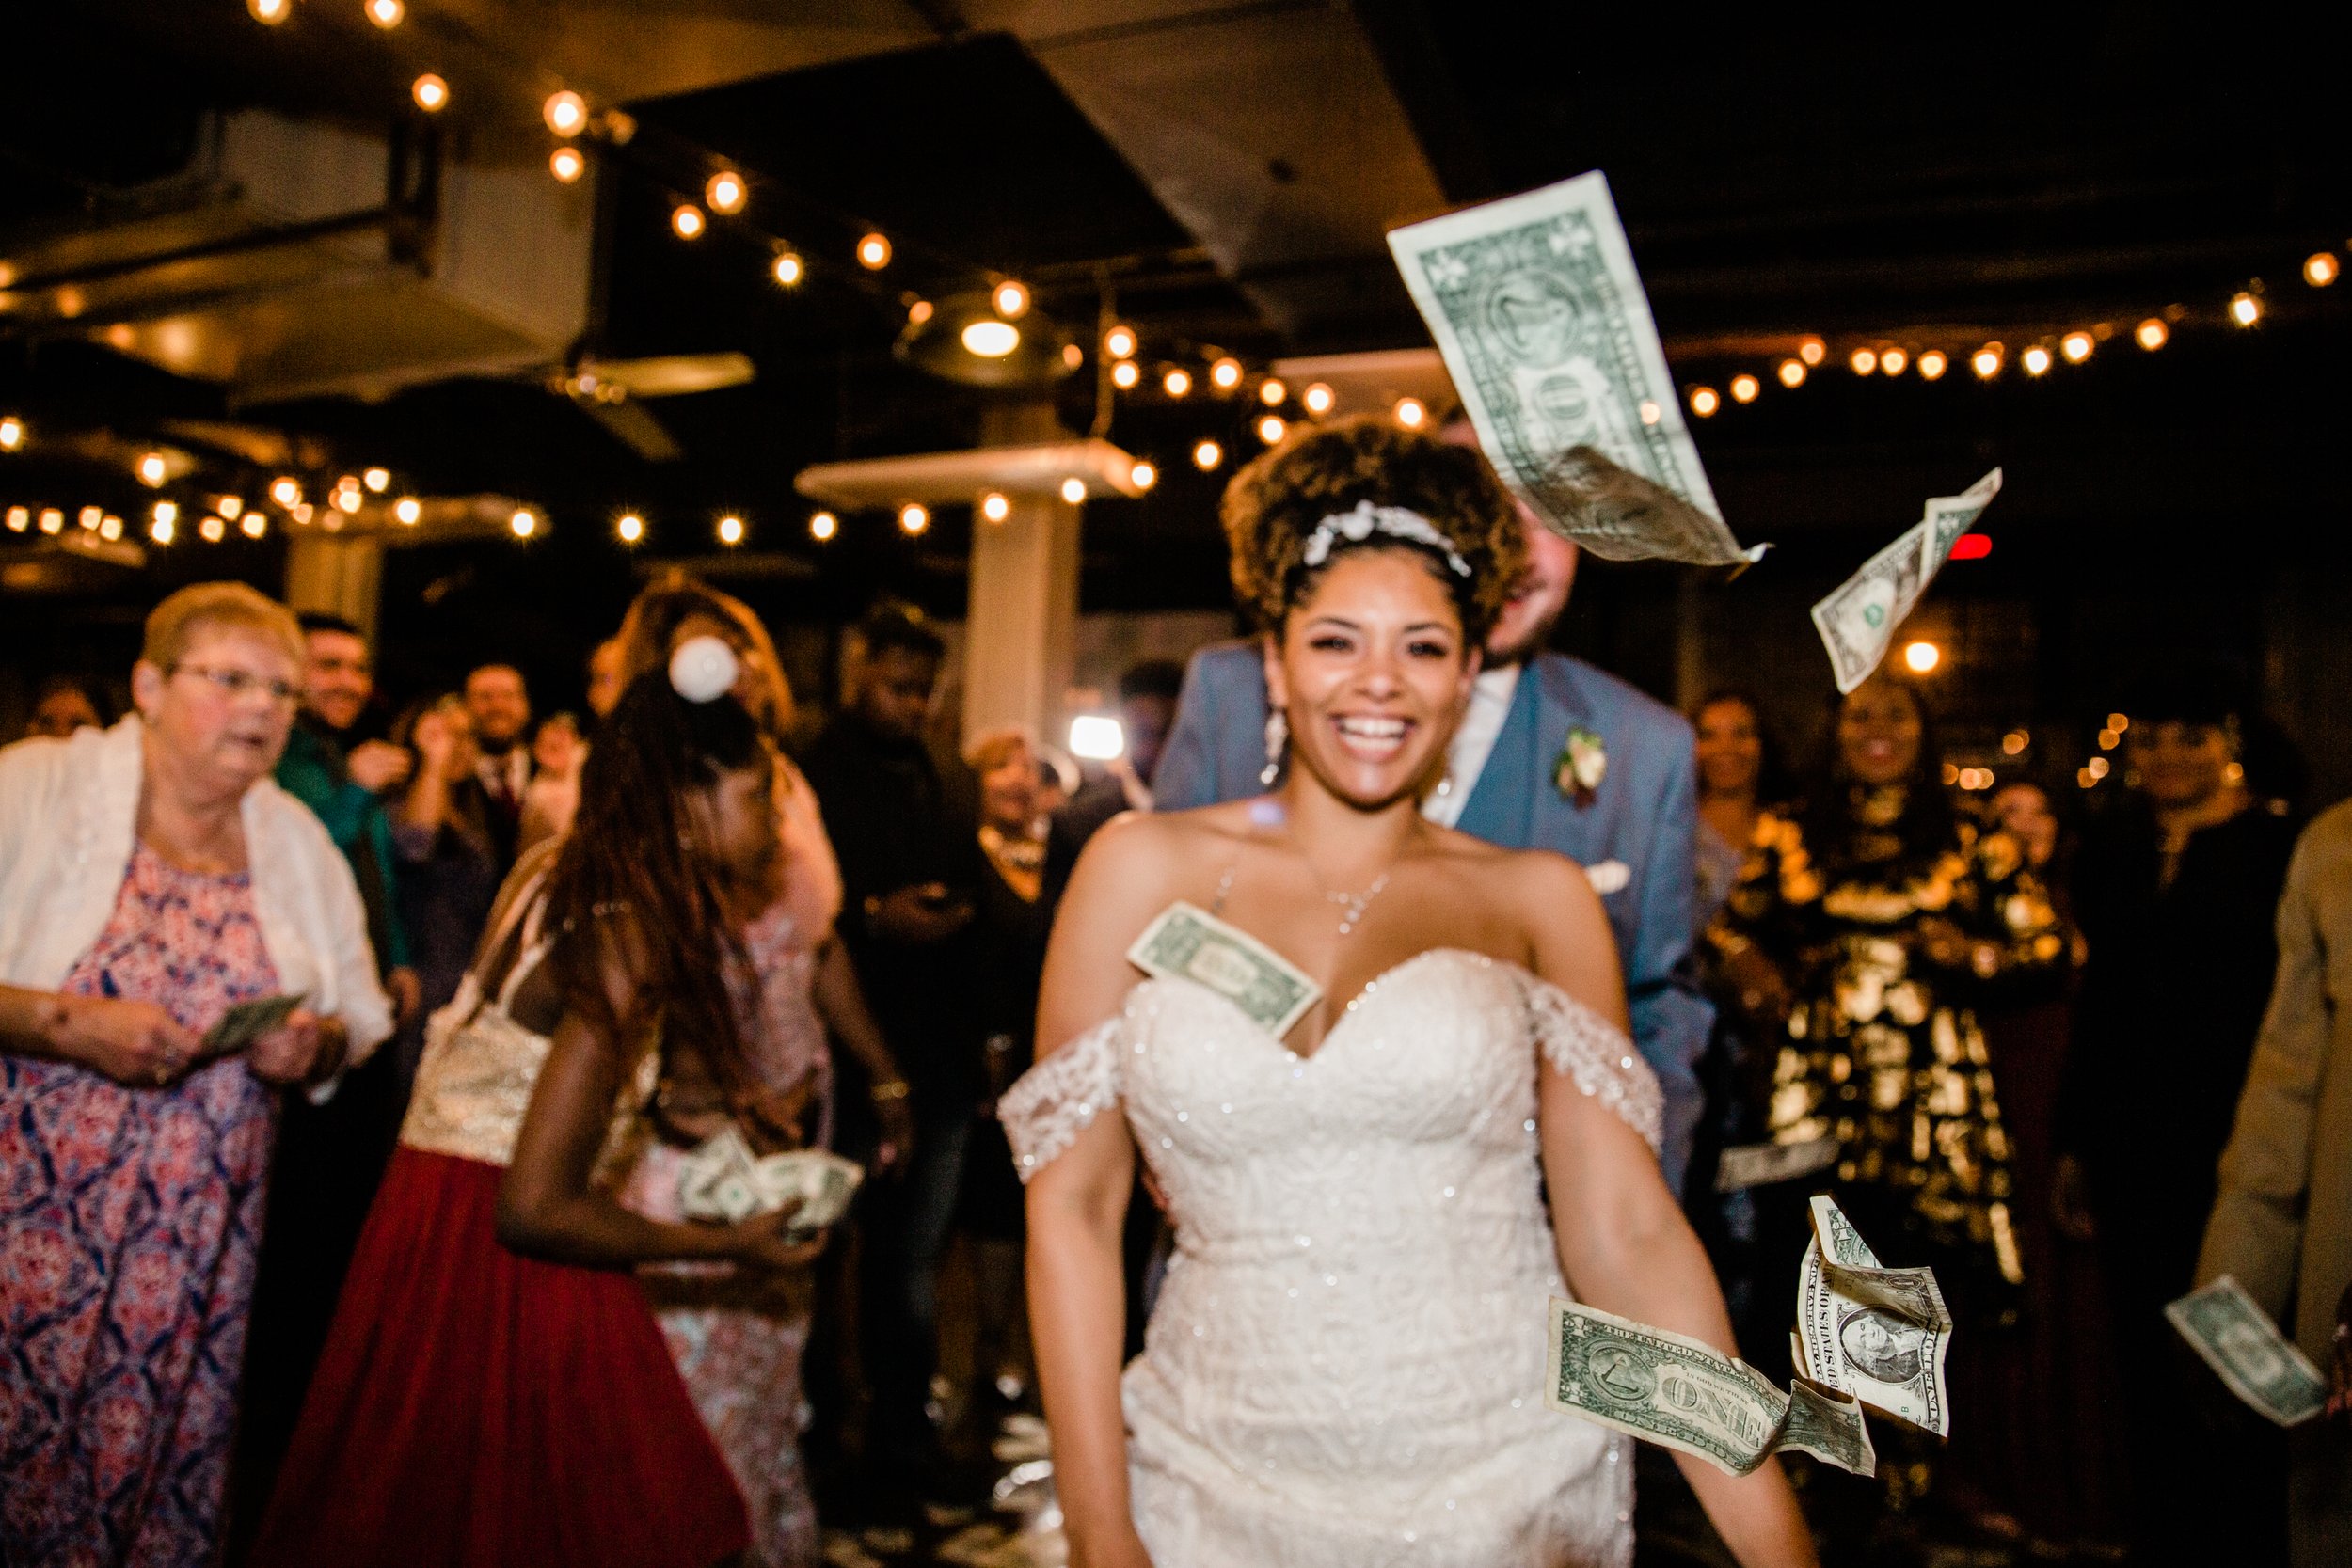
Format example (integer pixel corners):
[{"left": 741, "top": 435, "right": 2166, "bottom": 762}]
[
  {"left": 0, "top": 843, "right": 282, "bottom": 1568},
  {"left": 1713, "top": 790, "right": 2065, "bottom": 1295}
]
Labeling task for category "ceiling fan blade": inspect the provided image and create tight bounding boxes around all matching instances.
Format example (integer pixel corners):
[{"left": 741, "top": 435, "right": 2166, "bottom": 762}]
[
  {"left": 580, "top": 396, "right": 683, "bottom": 462},
  {"left": 587, "top": 352, "right": 755, "bottom": 399}
]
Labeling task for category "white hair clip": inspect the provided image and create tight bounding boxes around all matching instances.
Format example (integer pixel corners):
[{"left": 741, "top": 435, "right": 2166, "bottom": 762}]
[
  {"left": 668, "top": 635, "right": 739, "bottom": 703},
  {"left": 1301, "top": 499, "right": 1471, "bottom": 578}
]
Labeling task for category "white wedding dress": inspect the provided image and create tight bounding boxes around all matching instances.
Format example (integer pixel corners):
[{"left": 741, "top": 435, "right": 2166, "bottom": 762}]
[{"left": 1003, "top": 945, "right": 1663, "bottom": 1567}]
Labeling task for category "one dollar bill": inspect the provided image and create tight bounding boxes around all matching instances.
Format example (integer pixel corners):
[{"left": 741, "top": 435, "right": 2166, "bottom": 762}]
[
  {"left": 1127, "top": 901, "right": 1321, "bottom": 1038},
  {"left": 1545, "top": 1298, "right": 1875, "bottom": 1477},
  {"left": 1715, "top": 1134, "right": 1839, "bottom": 1193},
  {"left": 1810, "top": 469, "right": 2002, "bottom": 693},
  {"left": 677, "top": 1126, "right": 865, "bottom": 1233},
  {"left": 1388, "top": 173, "right": 1763, "bottom": 567},
  {"left": 2167, "top": 1275, "right": 2328, "bottom": 1428},
  {"left": 1794, "top": 1195, "right": 1953, "bottom": 1436}
]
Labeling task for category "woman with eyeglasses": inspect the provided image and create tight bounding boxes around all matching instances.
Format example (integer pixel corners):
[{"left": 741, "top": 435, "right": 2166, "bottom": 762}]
[{"left": 0, "top": 581, "right": 392, "bottom": 1566}]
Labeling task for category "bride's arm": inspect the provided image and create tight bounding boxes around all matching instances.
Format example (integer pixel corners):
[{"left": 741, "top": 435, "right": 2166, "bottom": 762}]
[
  {"left": 1025, "top": 818, "right": 1176, "bottom": 1568},
  {"left": 1518, "top": 855, "right": 1819, "bottom": 1568}
]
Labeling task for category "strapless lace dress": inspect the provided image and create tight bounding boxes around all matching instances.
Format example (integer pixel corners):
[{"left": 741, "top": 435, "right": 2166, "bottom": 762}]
[{"left": 1003, "top": 948, "right": 1663, "bottom": 1567}]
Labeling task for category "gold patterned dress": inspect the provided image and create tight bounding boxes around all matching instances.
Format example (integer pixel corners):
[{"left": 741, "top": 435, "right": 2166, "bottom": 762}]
[{"left": 1713, "top": 788, "right": 2065, "bottom": 1306}]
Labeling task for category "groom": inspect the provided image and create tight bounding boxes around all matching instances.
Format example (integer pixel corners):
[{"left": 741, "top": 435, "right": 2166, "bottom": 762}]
[{"left": 1154, "top": 423, "right": 1713, "bottom": 1192}]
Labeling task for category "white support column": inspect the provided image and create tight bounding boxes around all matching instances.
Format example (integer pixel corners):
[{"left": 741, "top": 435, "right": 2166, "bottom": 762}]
[
  {"left": 283, "top": 536, "right": 384, "bottom": 641},
  {"left": 962, "top": 402, "right": 1080, "bottom": 749}
]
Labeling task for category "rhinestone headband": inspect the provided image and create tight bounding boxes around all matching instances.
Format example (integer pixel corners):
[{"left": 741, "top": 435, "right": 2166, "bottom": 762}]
[{"left": 1300, "top": 499, "right": 1472, "bottom": 579}]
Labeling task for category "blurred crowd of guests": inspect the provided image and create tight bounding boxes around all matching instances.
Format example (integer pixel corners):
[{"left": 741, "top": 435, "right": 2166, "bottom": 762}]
[{"left": 3, "top": 562, "right": 2344, "bottom": 1568}]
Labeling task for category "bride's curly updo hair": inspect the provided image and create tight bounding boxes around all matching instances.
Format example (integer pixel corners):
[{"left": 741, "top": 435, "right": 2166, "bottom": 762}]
[{"left": 1222, "top": 415, "right": 1525, "bottom": 647}]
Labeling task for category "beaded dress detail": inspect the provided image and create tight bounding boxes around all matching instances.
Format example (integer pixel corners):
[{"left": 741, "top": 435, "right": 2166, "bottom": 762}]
[{"left": 1003, "top": 947, "right": 1661, "bottom": 1566}]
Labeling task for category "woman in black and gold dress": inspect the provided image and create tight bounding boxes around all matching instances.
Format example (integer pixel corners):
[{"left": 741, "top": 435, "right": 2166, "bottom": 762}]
[{"left": 1710, "top": 672, "right": 2065, "bottom": 1346}]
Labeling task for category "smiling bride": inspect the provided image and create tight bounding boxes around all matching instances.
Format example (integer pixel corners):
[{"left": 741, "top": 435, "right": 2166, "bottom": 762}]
[{"left": 1004, "top": 418, "right": 1816, "bottom": 1568}]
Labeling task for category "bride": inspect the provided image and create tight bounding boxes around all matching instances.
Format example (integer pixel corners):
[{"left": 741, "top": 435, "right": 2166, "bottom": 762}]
[{"left": 1006, "top": 418, "right": 1815, "bottom": 1568}]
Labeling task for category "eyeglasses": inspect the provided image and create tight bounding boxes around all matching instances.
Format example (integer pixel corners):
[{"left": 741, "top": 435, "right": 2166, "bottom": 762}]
[{"left": 170, "top": 664, "right": 301, "bottom": 707}]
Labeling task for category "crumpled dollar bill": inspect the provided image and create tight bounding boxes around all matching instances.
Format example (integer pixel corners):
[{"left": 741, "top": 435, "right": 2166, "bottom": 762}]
[
  {"left": 677, "top": 1125, "right": 864, "bottom": 1236},
  {"left": 1810, "top": 469, "right": 2002, "bottom": 693},
  {"left": 1794, "top": 1194, "right": 1953, "bottom": 1436}
]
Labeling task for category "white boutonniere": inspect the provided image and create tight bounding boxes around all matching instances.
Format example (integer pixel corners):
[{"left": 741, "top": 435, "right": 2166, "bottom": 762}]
[{"left": 1556, "top": 727, "right": 1607, "bottom": 806}]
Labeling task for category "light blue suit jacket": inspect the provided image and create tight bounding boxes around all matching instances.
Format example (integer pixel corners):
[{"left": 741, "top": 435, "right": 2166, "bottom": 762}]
[{"left": 1154, "top": 641, "right": 1713, "bottom": 1192}]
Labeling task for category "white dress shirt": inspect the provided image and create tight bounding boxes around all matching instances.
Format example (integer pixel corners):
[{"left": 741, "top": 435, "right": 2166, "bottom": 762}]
[{"left": 1423, "top": 664, "right": 1521, "bottom": 829}]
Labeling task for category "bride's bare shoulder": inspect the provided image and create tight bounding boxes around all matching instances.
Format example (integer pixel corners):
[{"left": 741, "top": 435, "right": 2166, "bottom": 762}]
[{"left": 1061, "top": 800, "right": 1261, "bottom": 915}]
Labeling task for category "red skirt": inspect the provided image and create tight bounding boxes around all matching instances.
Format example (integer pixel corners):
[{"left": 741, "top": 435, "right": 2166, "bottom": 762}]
[{"left": 249, "top": 1147, "right": 750, "bottom": 1568}]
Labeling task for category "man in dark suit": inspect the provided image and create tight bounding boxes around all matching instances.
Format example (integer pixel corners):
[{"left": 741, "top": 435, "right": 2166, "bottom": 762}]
[
  {"left": 1041, "top": 659, "right": 1184, "bottom": 913},
  {"left": 1155, "top": 427, "right": 1713, "bottom": 1192}
]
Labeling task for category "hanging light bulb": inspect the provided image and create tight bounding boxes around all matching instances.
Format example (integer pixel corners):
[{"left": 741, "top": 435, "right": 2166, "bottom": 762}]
[
  {"left": 150, "top": 513, "right": 176, "bottom": 545},
  {"left": 1061, "top": 343, "right": 1083, "bottom": 369},
  {"left": 543, "top": 91, "right": 589, "bottom": 137},
  {"left": 367, "top": 0, "right": 404, "bottom": 27},
  {"left": 411, "top": 74, "right": 448, "bottom": 112},
  {"left": 898, "top": 502, "right": 930, "bottom": 534},
  {"left": 1259, "top": 378, "right": 1288, "bottom": 406},
  {"left": 992, "top": 279, "right": 1030, "bottom": 319},
  {"left": 2230, "top": 291, "right": 2261, "bottom": 326},
  {"left": 77, "top": 506, "right": 101, "bottom": 531},
  {"left": 1193, "top": 438, "right": 1223, "bottom": 470},
  {"left": 2022, "top": 344, "right": 2053, "bottom": 376},
  {"left": 962, "top": 320, "right": 1020, "bottom": 357},
  {"left": 38, "top": 508, "right": 63, "bottom": 534},
  {"left": 291, "top": 501, "right": 313, "bottom": 524},
  {"left": 1058, "top": 478, "right": 1086, "bottom": 505},
  {"left": 1131, "top": 460, "right": 1157, "bottom": 492},
  {"left": 136, "top": 451, "right": 168, "bottom": 487},
  {"left": 2136, "top": 318, "right": 2169, "bottom": 351},
  {"left": 241, "top": 512, "right": 267, "bottom": 539},
  {"left": 1728, "top": 374, "right": 1760, "bottom": 404},
  {"left": 1798, "top": 338, "right": 1826, "bottom": 366},
  {"left": 2061, "top": 331, "right": 2094, "bottom": 363},
  {"left": 704, "top": 171, "right": 745, "bottom": 215},
  {"left": 771, "top": 249, "right": 803, "bottom": 287},
  {"left": 394, "top": 497, "right": 421, "bottom": 526},
  {"left": 857, "top": 233, "right": 892, "bottom": 270},
  {"left": 615, "top": 513, "right": 644, "bottom": 544},
  {"left": 672, "top": 204, "right": 706, "bottom": 240},
  {"left": 1163, "top": 367, "right": 1192, "bottom": 398},
  {"left": 510, "top": 508, "right": 539, "bottom": 539},
  {"left": 1688, "top": 386, "right": 1720, "bottom": 417},
  {"left": 907, "top": 299, "right": 934, "bottom": 325},
  {"left": 4, "top": 507, "right": 26, "bottom": 532},
  {"left": 1972, "top": 342, "right": 2004, "bottom": 379},
  {"left": 332, "top": 486, "right": 363, "bottom": 515},
  {"left": 199, "top": 515, "right": 228, "bottom": 543},
  {"left": 151, "top": 500, "right": 178, "bottom": 527},
  {"left": 979, "top": 492, "right": 1011, "bottom": 523},
  {"left": 270, "top": 476, "right": 302, "bottom": 508},
  {"left": 1916, "top": 350, "right": 1947, "bottom": 380},
  {"left": 0, "top": 415, "right": 22, "bottom": 450},
  {"left": 1210, "top": 356, "right": 1243, "bottom": 390},
  {"left": 2305, "top": 252, "right": 2340, "bottom": 287},
  {"left": 1849, "top": 347, "right": 1878, "bottom": 375},
  {"left": 217, "top": 496, "right": 244, "bottom": 520},
  {"left": 548, "top": 146, "right": 585, "bottom": 183},
  {"left": 1880, "top": 347, "right": 1909, "bottom": 376},
  {"left": 1393, "top": 396, "right": 1427, "bottom": 428},
  {"left": 362, "top": 467, "right": 390, "bottom": 493},
  {"left": 1110, "top": 360, "right": 1140, "bottom": 389},
  {"left": 809, "top": 511, "right": 837, "bottom": 541},
  {"left": 1257, "top": 413, "right": 1287, "bottom": 444},
  {"left": 248, "top": 0, "right": 291, "bottom": 23},
  {"left": 1301, "top": 382, "right": 1335, "bottom": 416},
  {"left": 717, "top": 514, "right": 745, "bottom": 545},
  {"left": 99, "top": 515, "right": 123, "bottom": 542},
  {"left": 1103, "top": 325, "right": 1136, "bottom": 359},
  {"left": 1777, "top": 358, "right": 1806, "bottom": 388}
]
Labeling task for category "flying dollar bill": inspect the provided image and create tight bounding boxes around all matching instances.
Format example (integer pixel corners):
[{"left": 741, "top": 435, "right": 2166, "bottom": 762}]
[
  {"left": 2167, "top": 1275, "right": 2328, "bottom": 1427},
  {"left": 1795, "top": 1194, "right": 1954, "bottom": 1436},
  {"left": 1388, "top": 172, "right": 1764, "bottom": 566},
  {"left": 1714, "top": 1134, "right": 1840, "bottom": 1193},
  {"left": 1128, "top": 901, "right": 1321, "bottom": 1037},
  {"left": 1810, "top": 469, "right": 2003, "bottom": 693},
  {"left": 1545, "top": 1298, "right": 1876, "bottom": 1477}
]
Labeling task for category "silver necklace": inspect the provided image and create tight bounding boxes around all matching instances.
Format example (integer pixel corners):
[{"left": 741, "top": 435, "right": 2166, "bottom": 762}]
[{"left": 1324, "top": 871, "right": 1391, "bottom": 937}]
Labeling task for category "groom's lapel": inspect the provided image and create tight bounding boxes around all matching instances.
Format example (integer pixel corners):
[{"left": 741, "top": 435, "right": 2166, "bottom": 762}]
[{"left": 1454, "top": 667, "right": 1542, "bottom": 848}]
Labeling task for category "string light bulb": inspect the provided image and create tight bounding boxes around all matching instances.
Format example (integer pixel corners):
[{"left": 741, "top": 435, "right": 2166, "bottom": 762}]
[
  {"left": 100, "top": 515, "right": 122, "bottom": 542},
  {"left": 0, "top": 415, "right": 21, "bottom": 450},
  {"left": 5, "top": 506, "right": 26, "bottom": 531},
  {"left": 705, "top": 171, "right": 745, "bottom": 215},
  {"left": 1210, "top": 356, "right": 1243, "bottom": 390},
  {"left": 543, "top": 91, "right": 589, "bottom": 137},
  {"left": 992, "top": 280, "right": 1029, "bottom": 319},
  {"left": 332, "top": 486, "right": 362, "bottom": 514},
  {"left": 1688, "top": 386, "right": 1720, "bottom": 417},
  {"left": 1110, "top": 360, "right": 1139, "bottom": 389},
  {"left": 241, "top": 512, "right": 267, "bottom": 539},
  {"left": 979, "top": 492, "right": 1010, "bottom": 523},
  {"left": 548, "top": 146, "right": 585, "bottom": 182},
  {"left": 1777, "top": 358, "right": 1806, "bottom": 388},
  {"left": 898, "top": 503, "right": 928, "bottom": 535},
  {"left": 672, "top": 204, "right": 706, "bottom": 240},
  {"left": 1301, "top": 382, "right": 1335, "bottom": 415},
  {"left": 1257, "top": 413, "right": 1287, "bottom": 444},
  {"left": 1193, "top": 438, "right": 1223, "bottom": 470},
  {"left": 393, "top": 497, "right": 421, "bottom": 526},
  {"left": 136, "top": 451, "right": 167, "bottom": 486},
  {"left": 151, "top": 514, "right": 175, "bottom": 545},
  {"left": 2136, "top": 318, "right": 2169, "bottom": 351},
  {"left": 248, "top": 0, "right": 291, "bottom": 23},
  {"left": 907, "top": 299, "right": 933, "bottom": 325},
  {"left": 78, "top": 506, "right": 101, "bottom": 531},
  {"left": 771, "top": 249, "right": 803, "bottom": 287},
  {"left": 1798, "top": 338, "right": 1826, "bottom": 366},
  {"left": 2061, "top": 331, "right": 2093, "bottom": 363},
  {"left": 809, "top": 511, "right": 837, "bottom": 541},
  {"left": 1917, "top": 350, "right": 1947, "bottom": 380},
  {"left": 1393, "top": 396, "right": 1427, "bottom": 428},
  {"left": 961, "top": 320, "right": 1019, "bottom": 357},
  {"left": 1058, "top": 478, "right": 1086, "bottom": 505},
  {"left": 615, "top": 513, "right": 644, "bottom": 544},
  {"left": 199, "top": 515, "right": 227, "bottom": 543},
  {"left": 1163, "top": 367, "right": 1192, "bottom": 398},
  {"left": 151, "top": 500, "right": 178, "bottom": 527},
  {"left": 2022, "top": 344, "right": 2053, "bottom": 376},
  {"left": 38, "top": 508, "right": 62, "bottom": 534},
  {"left": 1972, "top": 342, "right": 2004, "bottom": 379},
  {"left": 2305, "top": 252, "right": 2339, "bottom": 287},
  {"left": 411, "top": 74, "right": 448, "bottom": 112},
  {"left": 1131, "top": 460, "right": 1157, "bottom": 492},
  {"left": 1881, "top": 347, "right": 1909, "bottom": 375},
  {"left": 856, "top": 233, "right": 892, "bottom": 270},
  {"left": 1903, "top": 640, "right": 1941, "bottom": 673},
  {"left": 1850, "top": 347, "right": 1878, "bottom": 375},
  {"left": 1729, "top": 374, "right": 1760, "bottom": 404},
  {"left": 717, "top": 514, "right": 745, "bottom": 545},
  {"left": 1104, "top": 325, "right": 1136, "bottom": 359},
  {"left": 1259, "top": 378, "right": 1287, "bottom": 406},
  {"left": 218, "top": 496, "right": 244, "bottom": 519},
  {"left": 362, "top": 467, "right": 389, "bottom": 493},
  {"left": 270, "top": 476, "right": 302, "bottom": 508},
  {"left": 367, "top": 0, "right": 403, "bottom": 26},
  {"left": 510, "top": 508, "right": 538, "bottom": 539},
  {"left": 2230, "top": 291, "right": 2261, "bottom": 326}
]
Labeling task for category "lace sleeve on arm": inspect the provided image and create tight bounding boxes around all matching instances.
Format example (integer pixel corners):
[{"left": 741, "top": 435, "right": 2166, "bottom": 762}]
[
  {"left": 1523, "top": 973, "right": 1663, "bottom": 1153},
  {"left": 1000, "top": 1016, "right": 1123, "bottom": 1182}
]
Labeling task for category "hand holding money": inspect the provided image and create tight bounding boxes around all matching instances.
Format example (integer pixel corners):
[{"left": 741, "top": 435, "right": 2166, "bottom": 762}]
[
  {"left": 2167, "top": 1275, "right": 2328, "bottom": 1428},
  {"left": 677, "top": 1126, "right": 866, "bottom": 1238}
]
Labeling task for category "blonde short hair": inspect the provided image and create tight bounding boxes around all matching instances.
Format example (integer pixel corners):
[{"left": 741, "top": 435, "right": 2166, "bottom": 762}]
[
  {"left": 142, "top": 582, "right": 305, "bottom": 672},
  {"left": 964, "top": 726, "right": 1034, "bottom": 778}
]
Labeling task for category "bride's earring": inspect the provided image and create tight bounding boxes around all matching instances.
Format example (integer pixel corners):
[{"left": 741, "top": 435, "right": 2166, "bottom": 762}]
[{"left": 1260, "top": 706, "right": 1288, "bottom": 787}]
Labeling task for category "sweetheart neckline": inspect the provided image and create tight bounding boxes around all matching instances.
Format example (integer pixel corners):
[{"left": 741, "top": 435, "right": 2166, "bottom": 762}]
[{"left": 1138, "top": 945, "right": 1518, "bottom": 1066}]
